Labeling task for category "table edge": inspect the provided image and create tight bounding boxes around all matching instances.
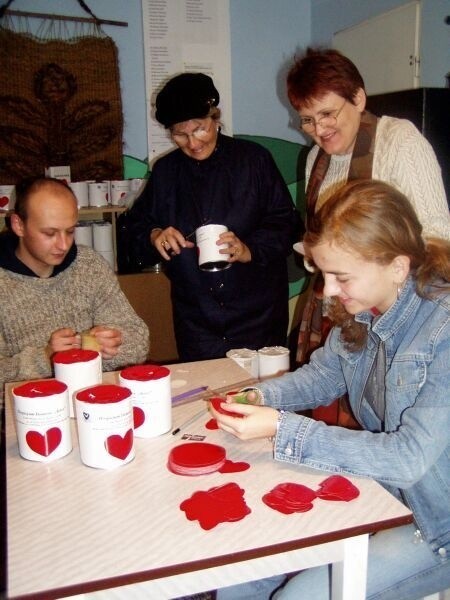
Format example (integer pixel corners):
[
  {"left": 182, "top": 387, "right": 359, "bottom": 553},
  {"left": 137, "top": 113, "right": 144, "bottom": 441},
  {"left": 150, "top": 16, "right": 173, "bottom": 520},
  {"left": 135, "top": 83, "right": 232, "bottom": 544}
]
[{"left": 8, "top": 513, "right": 413, "bottom": 600}]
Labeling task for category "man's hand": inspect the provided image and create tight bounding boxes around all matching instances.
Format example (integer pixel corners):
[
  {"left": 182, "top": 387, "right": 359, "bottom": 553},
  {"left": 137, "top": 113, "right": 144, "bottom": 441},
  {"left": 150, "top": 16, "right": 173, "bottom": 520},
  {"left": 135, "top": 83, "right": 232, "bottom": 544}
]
[
  {"left": 89, "top": 326, "right": 122, "bottom": 359},
  {"left": 46, "top": 328, "right": 81, "bottom": 358}
]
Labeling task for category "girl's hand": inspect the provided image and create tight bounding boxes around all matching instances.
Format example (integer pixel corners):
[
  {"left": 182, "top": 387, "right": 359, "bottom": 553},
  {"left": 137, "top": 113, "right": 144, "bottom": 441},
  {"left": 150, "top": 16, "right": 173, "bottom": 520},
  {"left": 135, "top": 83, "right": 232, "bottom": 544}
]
[{"left": 209, "top": 400, "right": 279, "bottom": 440}]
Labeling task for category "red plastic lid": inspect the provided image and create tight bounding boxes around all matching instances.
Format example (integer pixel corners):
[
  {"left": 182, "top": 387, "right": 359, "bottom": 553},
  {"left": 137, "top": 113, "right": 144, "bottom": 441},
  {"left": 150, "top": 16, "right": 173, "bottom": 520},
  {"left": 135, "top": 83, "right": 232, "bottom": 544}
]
[
  {"left": 14, "top": 379, "right": 67, "bottom": 398},
  {"left": 76, "top": 384, "right": 131, "bottom": 404},
  {"left": 53, "top": 349, "right": 99, "bottom": 364},
  {"left": 120, "top": 364, "right": 170, "bottom": 381}
]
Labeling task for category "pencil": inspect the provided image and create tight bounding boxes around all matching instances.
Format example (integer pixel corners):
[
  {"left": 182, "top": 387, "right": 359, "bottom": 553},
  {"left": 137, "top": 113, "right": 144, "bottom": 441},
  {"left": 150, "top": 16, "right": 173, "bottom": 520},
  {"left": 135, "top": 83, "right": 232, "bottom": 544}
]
[
  {"left": 171, "top": 386, "right": 208, "bottom": 405},
  {"left": 172, "top": 407, "right": 208, "bottom": 435}
]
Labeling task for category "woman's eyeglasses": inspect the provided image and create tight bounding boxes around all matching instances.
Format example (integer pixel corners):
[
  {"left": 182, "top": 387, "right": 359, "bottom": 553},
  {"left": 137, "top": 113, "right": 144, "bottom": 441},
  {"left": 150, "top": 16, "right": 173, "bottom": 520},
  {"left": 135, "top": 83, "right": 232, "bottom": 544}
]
[
  {"left": 299, "top": 100, "right": 347, "bottom": 133},
  {"left": 171, "top": 119, "right": 213, "bottom": 144}
]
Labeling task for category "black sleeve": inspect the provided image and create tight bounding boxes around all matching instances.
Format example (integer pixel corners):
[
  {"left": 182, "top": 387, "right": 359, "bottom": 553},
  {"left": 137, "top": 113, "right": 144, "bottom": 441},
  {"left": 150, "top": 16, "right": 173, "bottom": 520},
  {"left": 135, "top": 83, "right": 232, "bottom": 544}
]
[{"left": 116, "top": 178, "right": 161, "bottom": 273}]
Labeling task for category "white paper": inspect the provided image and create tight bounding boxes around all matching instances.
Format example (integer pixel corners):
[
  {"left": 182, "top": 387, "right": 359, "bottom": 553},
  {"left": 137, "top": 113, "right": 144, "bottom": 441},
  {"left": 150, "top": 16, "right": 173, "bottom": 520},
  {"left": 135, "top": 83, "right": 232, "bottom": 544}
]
[{"left": 142, "top": 0, "right": 232, "bottom": 163}]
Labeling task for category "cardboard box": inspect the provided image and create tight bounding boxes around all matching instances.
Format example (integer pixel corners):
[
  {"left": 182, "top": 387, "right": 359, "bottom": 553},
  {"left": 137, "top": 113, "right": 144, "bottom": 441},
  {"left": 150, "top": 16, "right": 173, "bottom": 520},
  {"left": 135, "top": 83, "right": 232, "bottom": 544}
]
[{"left": 44, "top": 166, "right": 71, "bottom": 183}]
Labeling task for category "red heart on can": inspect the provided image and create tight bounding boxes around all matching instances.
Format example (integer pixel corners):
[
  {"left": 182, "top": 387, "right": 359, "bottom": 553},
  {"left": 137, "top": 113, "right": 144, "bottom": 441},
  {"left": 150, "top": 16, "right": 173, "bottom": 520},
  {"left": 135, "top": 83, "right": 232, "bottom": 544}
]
[
  {"left": 133, "top": 406, "right": 145, "bottom": 429},
  {"left": 26, "top": 428, "right": 62, "bottom": 456},
  {"left": 105, "top": 429, "right": 133, "bottom": 460}
]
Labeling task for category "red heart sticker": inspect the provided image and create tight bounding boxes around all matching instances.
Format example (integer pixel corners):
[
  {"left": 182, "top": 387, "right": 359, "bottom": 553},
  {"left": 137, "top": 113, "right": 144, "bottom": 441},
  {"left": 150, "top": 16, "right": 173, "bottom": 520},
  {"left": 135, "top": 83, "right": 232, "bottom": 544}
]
[
  {"left": 105, "top": 429, "right": 133, "bottom": 460},
  {"left": 205, "top": 418, "right": 219, "bottom": 430},
  {"left": 316, "top": 475, "right": 360, "bottom": 501},
  {"left": 26, "top": 428, "right": 62, "bottom": 456},
  {"left": 0, "top": 196, "right": 8, "bottom": 208},
  {"left": 133, "top": 406, "right": 145, "bottom": 429}
]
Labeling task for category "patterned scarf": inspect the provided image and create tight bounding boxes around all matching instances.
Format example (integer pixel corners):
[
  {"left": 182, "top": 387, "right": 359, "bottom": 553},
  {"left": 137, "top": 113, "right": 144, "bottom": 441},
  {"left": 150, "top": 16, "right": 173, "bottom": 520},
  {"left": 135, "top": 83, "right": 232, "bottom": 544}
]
[
  {"left": 305, "top": 110, "right": 378, "bottom": 225},
  {"left": 297, "top": 110, "right": 379, "bottom": 368}
]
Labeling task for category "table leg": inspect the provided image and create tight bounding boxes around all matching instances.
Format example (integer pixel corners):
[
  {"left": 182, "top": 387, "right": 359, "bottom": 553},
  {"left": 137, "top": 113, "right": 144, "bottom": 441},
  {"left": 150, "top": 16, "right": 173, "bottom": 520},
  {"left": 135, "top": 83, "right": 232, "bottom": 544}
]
[{"left": 331, "top": 534, "right": 369, "bottom": 600}]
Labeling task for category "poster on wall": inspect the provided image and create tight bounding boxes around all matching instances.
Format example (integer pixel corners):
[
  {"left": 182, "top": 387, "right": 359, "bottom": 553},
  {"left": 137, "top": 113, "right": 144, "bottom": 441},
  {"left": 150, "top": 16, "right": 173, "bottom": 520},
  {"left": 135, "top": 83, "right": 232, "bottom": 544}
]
[{"left": 142, "top": 0, "right": 232, "bottom": 163}]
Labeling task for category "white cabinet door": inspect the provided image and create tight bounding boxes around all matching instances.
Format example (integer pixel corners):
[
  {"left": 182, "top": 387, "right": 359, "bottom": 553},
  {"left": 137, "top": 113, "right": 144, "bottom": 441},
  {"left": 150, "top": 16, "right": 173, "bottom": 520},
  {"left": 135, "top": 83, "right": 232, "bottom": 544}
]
[{"left": 333, "top": 1, "right": 421, "bottom": 95}]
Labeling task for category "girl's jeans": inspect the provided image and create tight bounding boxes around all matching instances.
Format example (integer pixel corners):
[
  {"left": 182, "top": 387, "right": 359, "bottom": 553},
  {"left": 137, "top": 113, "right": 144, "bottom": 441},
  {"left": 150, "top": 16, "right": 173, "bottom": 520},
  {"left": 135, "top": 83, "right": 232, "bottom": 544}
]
[{"left": 216, "top": 524, "right": 450, "bottom": 600}]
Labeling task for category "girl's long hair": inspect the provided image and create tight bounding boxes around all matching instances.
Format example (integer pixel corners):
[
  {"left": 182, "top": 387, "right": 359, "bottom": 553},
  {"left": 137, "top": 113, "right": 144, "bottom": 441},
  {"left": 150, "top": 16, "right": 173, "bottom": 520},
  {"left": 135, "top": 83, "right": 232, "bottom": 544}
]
[{"left": 304, "top": 180, "right": 450, "bottom": 350}]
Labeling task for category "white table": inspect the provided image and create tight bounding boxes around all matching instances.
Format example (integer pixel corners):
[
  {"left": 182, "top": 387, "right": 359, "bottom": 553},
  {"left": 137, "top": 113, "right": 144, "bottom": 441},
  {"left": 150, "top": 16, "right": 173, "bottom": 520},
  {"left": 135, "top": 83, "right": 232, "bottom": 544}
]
[{"left": 5, "top": 358, "right": 412, "bottom": 600}]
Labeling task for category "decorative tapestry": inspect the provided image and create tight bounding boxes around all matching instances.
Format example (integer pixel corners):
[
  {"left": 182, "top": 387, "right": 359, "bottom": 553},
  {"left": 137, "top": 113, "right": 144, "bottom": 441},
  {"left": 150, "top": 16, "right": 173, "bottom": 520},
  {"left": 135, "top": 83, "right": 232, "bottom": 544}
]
[{"left": 0, "top": 16, "right": 124, "bottom": 183}]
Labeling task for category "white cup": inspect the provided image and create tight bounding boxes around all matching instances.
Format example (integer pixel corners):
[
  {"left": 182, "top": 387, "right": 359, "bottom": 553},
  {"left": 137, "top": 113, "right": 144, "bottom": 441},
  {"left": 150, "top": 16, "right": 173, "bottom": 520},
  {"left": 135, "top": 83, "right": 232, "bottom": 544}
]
[
  {"left": 75, "top": 384, "right": 135, "bottom": 469},
  {"left": 119, "top": 364, "right": 172, "bottom": 438},
  {"left": 226, "top": 348, "right": 259, "bottom": 378},
  {"left": 129, "top": 178, "right": 145, "bottom": 192},
  {"left": 12, "top": 379, "right": 72, "bottom": 462},
  {"left": 53, "top": 349, "right": 102, "bottom": 418},
  {"left": 0, "top": 184, "right": 16, "bottom": 210},
  {"left": 110, "top": 180, "right": 131, "bottom": 206},
  {"left": 69, "top": 181, "right": 89, "bottom": 208},
  {"left": 92, "top": 221, "right": 113, "bottom": 251},
  {"left": 196, "top": 224, "right": 231, "bottom": 272},
  {"left": 258, "top": 346, "right": 290, "bottom": 378},
  {"left": 88, "top": 182, "right": 109, "bottom": 207},
  {"left": 74, "top": 221, "right": 93, "bottom": 247}
]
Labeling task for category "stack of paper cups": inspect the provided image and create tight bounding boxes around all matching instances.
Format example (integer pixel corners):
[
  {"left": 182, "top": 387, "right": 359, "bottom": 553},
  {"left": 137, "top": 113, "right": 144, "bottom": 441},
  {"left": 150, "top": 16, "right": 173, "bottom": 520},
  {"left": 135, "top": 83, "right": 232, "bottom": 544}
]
[
  {"left": 12, "top": 379, "right": 72, "bottom": 462},
  {"left": 74, "top": 221, "right": 93, "bottom": 247},
  {"left": 119, "top": 364, "right": 171, "bottom": 438},
  {"left": 53, "top": 349, "right": 102, "bottom": 418},
  {"left": 92, "top": 220, "right": 114, "bottom": 269},
  {"left": 88, "top": 181, "right": 109, "bottom": 207},
  {"left": 69, "top": 181, "right": 89, "bottom": 208},
  {"left": 75, "top": 384, "right": 134, "bottom": 469},
  {"left": 0, "top": 184, "right": 16, "bottom": 210},
  {"left": 129, "top": 178, "right": 144, "bottom": 192},
  {"left": 111, "top": 180, "right": 130, "bottom": 206},
  {"left": 258, "top": 346, "right": 290, "bottom": 378},
  {"left": 226, "top": 348, "right": 259, "bottom": 378}
]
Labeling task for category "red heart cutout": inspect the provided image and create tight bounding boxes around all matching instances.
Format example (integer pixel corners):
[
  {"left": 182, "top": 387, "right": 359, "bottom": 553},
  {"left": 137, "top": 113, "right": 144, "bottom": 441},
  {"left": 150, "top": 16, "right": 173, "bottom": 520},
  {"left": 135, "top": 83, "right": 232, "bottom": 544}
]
[
  {"left": 205, "top": 418, "right": 219, "bottom": 430},
  {"left": 133, "top": 406, "right": 145, "bottom": 429},
  {"left": 26, "top": 428, "right": 62, "bottom": 456},
  {"left": 218, "top": 459, "right": 250, "bottom": 473},
  {"left": 317, "top": 475, "right": 360, "bottom": 501},
  {"left": 209, "top": 397, "right": 244, "bottom": 418},
  {"left": 180, "top": 482, "right": 251, "bottom": 530},
  {"left": 0, "top": 196, "right": 8, "bottom": 208},
  {"left": 105, "top": 429, "right": 133, "bottom": 460}
]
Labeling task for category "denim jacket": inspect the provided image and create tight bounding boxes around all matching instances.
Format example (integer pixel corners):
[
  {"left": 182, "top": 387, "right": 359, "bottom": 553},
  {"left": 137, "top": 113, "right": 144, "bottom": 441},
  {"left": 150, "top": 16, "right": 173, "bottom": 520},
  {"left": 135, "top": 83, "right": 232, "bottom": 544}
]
[{"left": 258, "top": 278, "right": 450, "bottom": 559}]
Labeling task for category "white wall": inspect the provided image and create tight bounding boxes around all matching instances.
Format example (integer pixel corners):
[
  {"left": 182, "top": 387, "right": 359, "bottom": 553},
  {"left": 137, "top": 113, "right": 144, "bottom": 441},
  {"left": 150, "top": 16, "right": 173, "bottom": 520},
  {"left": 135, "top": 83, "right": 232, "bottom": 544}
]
[{"left": 229, "top": 0, "right": 310, "bottom": 141}]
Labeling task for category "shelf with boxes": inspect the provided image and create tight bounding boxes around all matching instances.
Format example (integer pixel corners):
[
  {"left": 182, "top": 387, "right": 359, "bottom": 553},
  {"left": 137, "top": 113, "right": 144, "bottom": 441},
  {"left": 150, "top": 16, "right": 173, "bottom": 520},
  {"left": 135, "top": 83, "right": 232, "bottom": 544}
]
[{"left": 70, "top": 178, "right": 145, "bottom": 272}]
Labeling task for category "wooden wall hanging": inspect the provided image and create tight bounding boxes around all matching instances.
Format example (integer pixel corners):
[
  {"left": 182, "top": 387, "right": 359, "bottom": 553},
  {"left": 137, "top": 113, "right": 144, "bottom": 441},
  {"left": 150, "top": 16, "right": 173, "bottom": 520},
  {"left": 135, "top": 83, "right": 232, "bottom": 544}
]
[{"left": 0, "top": 2, "right": 125, "bottom": 183}]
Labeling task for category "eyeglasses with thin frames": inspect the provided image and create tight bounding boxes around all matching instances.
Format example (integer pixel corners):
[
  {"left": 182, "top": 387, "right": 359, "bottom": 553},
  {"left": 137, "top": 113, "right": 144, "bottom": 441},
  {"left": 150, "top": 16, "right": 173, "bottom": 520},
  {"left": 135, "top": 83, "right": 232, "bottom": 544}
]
[
  {"left": 171, "top": 118, "right": 213, "bottom": 145},
  {"left": 298, "top": 100, "right": 347, "bottom": 133}
]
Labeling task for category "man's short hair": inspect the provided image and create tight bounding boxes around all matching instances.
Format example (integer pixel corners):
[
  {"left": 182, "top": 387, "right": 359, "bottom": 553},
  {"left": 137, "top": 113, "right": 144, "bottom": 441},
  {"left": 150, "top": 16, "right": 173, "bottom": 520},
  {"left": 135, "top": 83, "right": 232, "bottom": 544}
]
[{"left": 14, "top": 177, "right": 74, "bottom": 221}]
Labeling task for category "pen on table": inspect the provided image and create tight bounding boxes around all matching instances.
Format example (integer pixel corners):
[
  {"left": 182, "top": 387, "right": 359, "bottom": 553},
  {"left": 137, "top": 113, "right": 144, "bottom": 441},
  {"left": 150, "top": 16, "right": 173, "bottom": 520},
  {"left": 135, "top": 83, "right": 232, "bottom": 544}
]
[{"left": 172, "top": 407, "right": 208, "bottom": 435}]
